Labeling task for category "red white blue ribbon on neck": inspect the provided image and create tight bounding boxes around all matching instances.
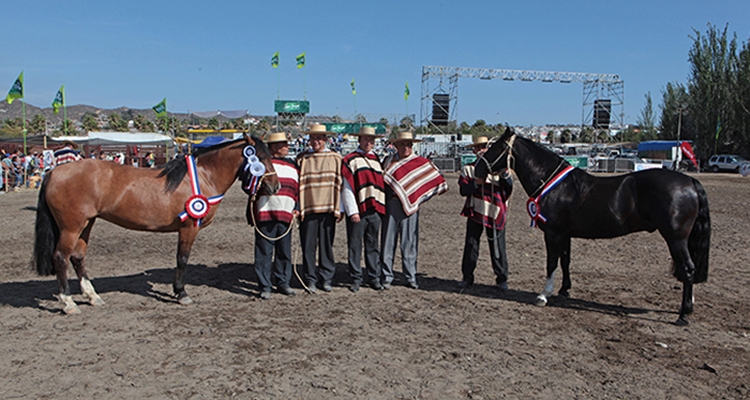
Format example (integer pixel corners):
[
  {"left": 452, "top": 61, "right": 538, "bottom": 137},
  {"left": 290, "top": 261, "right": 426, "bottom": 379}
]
[
  {"left": 526, "top": 165, "right": 575, "bottom": 228},
  {"left": 179, "top": 155, "right": 224, "bottom": 227}
]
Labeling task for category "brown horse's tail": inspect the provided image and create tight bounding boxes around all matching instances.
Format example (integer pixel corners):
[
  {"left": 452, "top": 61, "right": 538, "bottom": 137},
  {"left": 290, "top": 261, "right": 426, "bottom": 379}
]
[
  {"left": 688, "top": 178, "right": 710, "bottom": 283},
  {"left": 33, "top": 176, "right": 59, "bottom": 276}
]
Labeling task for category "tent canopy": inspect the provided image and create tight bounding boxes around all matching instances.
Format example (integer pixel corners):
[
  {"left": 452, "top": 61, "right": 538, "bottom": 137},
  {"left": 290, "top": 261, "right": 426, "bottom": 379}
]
[{"left": 193, "top": 136, "right": 228, "bottom": 148}]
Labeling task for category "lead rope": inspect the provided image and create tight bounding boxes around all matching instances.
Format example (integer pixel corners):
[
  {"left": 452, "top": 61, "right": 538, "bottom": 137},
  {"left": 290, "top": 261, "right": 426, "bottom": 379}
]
[{"left": 249, "top": 173, "right": 312, "bottom": 294}]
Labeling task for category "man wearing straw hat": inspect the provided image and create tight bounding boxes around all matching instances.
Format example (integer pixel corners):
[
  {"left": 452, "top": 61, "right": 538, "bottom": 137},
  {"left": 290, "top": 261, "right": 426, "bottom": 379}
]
[
  {"left": 341, "top": 126, "right": 386, "bottom": 292},
  {"left": 297, "top": 124, "right": 343, "bottom": 293},
  {"left": 457, "top": 135, "right": 513, "bottom": 291},
  {"left": 53, "top": 140, "right": 82, "bottom": 167},
  {"left": 380, "top": 131, "right": 448, "bottom": 289},
  {"left": 245, "top": 132, "right": 299, "bottom": 300}
]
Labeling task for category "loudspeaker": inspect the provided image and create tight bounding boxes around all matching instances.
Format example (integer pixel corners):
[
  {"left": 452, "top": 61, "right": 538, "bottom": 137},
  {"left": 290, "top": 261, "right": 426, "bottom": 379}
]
[
  {"left": 432, "top": 94, "right": 450, "bottom": 126},
  {"left": 457, "top": 133, "right": 462, "bottom": 141},
  {"left": 594, "top": 99, "right": 611, "bottom": 129}
]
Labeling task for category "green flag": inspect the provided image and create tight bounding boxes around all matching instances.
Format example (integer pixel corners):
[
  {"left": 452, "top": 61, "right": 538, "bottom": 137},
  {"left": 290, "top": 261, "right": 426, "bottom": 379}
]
[
  {"left": 52, "top": 85, "right": 65, "bottom": 114},
  {"left": 296, "top": 52, "right": 306, "bottom": 69},
  {"left": 6, "top": 71, "right": 23, "bottom": 104},
  {"left": 715, "top": 115, "right": 722, "bottom": 141},
  {"left": 271, "top": 51, "right": 279, "bottom": 68},
  {"left": 404, "top": 81, "right": 410, "bottom": 100},
  {"left": 350, "top": 79, "right": 356, "bottom": 95},
  {"left": 152, "top": 98, "right": 167, "bottom": 117}
]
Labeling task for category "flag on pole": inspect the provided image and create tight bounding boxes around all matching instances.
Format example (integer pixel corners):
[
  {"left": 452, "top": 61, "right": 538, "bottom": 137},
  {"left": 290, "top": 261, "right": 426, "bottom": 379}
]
[
  {"left": 271, "top": 51, "right": 279, "bottom": 68},
  {"left": 6, "top": 71, "right": 23, "bottom": 104},
  {"left": 404, "top": 81, "right": 410, "bottom": 100},
  {"left": 715, "top": 115, "right": 722, "bottom": 142},
  {"left": 152, "top": 98, "right": 167, "bottom": 117},
  {"left": 52, "top": 85, "right": 65, "bottom": 114},
  {"left": 350, "top": 79, "right": 356, "bottom": 95},
  {"left": 296, "top": 52, "right": 306, "bottom": 69}
]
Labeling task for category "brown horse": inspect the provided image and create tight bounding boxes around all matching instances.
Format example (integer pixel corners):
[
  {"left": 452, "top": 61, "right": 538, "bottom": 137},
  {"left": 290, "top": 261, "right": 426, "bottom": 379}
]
[{"left": 33, "top": 134, "right": 279, "bottom": 314}]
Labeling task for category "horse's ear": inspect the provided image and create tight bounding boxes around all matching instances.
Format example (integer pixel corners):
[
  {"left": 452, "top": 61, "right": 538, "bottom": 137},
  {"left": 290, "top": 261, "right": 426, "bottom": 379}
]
[
  {"left": 243, "top": 133, "right": 255, "bottom": 146},
  {"left": 500, "top": 126, "right": 514, "bottom": 141}
]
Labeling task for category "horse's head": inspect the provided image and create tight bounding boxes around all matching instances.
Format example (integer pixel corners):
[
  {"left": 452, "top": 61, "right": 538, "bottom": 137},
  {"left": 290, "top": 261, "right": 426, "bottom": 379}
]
[
  {"left": 243, "top": 134, "right": 281, "bottom": 195},
  {"left": 475, "top": 126, "right": 515, "bottom": 179}
]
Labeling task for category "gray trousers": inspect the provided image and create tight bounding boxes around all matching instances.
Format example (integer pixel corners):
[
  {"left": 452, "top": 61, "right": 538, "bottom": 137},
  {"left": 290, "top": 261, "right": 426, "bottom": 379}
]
[
  {"left": 380, "top": 197, "right": 419, "bottom": 285},
  {"left": 299, "top": 213, "right": 336, "bottom": 285},
  {"left": 254, "top": 221, "right": 293, "bottom": 292},
  {"left": 346, "top": 211, "right": 382, "bottom": 285}
]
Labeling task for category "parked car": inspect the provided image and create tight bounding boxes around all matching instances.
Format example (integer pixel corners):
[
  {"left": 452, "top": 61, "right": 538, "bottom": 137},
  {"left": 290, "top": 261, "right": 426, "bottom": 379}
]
[{"left": 707, "top": 154, "right": 748, "bottom": 172}]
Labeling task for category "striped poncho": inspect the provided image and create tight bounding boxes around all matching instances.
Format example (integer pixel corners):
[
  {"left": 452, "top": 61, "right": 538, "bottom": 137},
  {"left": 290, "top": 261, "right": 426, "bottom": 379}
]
[
  {"left": 383, "top": 154, "right": 448, "bottom": 216},
  {"left": 252, "top": 158, "right": 299, "bottom": 225},
  {"left": 297, "top": 150, "right": 342, "bottom": 219},
  {"left": 341, "top": 150, "right": 386, "bottom": 215},
  {"left": 458, "top": 164, "right": 512, "bottom": 230}
]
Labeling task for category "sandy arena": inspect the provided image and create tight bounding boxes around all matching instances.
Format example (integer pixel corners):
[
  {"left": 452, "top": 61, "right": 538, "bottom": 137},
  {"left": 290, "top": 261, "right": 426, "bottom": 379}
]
[{"left": 0, "top": 172, "right": 748, "bottom": 399}]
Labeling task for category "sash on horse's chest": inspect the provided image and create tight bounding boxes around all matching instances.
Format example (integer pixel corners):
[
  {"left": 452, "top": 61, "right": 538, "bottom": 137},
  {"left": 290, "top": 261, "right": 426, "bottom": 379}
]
[{"left": 526, "top": 165, "right": 575, "bottom": 228}]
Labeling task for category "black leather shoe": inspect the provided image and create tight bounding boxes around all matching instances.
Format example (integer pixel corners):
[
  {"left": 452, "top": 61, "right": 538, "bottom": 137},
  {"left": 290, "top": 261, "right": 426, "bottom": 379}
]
[
  {"left": 279, "top": 286, "right": 297, "bottom": 296},
  {"left": 370, "top": 282, "right": 384, "bottom": 291},
  {"left": 349, "top": 282, "right": 360, "bottom": 293},
  {"left": 407, "top": 281, "right": 419, "bottom": 289},
  {"left": 457, "top": 280, "right": 473, "bottom": 289},
  {"left": 322, "top": 282, "right": 333, "bottom": 292}
]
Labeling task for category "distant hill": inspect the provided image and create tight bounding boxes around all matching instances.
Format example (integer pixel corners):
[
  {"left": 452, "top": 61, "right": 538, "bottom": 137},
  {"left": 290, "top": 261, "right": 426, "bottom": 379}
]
[{"left": 0, "top": 100, "right": 191, "bottom": 123}]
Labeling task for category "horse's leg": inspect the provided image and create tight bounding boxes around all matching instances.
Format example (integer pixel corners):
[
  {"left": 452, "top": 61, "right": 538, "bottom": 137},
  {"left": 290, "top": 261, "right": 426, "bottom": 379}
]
[
  {"left": 174, "top": 227, "right": 199, "bottom": 305},
  {"left": 53, "top": 231, "right": 82, "bottom": 314},
  {"left": 666, "top": 238, "right": 695, "bottom": 326},
  {"left": 558, "top": 236, "right": 572, "bottom": 298},
  {"left": 536, "top": 231, "right": 563, "bottom": 306},
  {"left": 72, "top": 220, "right": 105, "bottom": 307}
]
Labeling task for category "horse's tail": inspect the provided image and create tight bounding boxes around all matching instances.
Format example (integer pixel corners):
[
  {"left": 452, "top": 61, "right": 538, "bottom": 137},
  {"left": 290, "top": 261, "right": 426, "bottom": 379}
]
[
  {"left": 33, "top": 176, "right": 59, "bottom": 276},
  {"left": 687, "top": 178, "right": 710, "bottom": 283}
]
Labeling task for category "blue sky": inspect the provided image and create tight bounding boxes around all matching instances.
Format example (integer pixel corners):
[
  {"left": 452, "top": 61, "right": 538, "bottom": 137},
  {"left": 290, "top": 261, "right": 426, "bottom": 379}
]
[{"left": 2, "top": 0, "right": 750, "bottom": 126}]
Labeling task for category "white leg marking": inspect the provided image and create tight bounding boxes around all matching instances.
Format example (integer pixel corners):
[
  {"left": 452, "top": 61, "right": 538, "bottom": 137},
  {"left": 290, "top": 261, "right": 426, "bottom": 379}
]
[
  {"left": 57, "top": 293, "right": 81, "bottom": 315},
  {"left": 535, "top": 270, "right": 556, "bottom": 307},
  {"left": 80, "top": 278, "right": 105, "bottom": 306}
]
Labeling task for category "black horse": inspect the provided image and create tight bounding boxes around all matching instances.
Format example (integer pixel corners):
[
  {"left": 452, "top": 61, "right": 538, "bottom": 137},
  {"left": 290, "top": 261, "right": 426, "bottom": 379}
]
[{"left": 475, "top": 127, "right": 710, "bottom": 325}]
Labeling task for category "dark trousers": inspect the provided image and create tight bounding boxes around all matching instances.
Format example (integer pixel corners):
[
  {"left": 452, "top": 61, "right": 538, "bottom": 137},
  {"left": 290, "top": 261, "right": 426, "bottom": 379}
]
[
  {"left": 299, "top": 213, "right": 336, "bottom": 285},
  {"left": 346, "top": 211, "right": 382, "bottom": 285},
  {"left": 461, "top": 218, "right": 508, "bottom": 285},
  {"left": 254, "top": 221, "right": 293, "bottom": 292}
]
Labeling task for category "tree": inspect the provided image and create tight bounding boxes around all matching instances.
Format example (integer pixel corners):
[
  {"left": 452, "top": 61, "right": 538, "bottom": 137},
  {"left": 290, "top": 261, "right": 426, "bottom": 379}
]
[
  {"left": 107, "top": 113, "right": 128, "bottom": 132},
  {"left": 687, "top": 23, "right": 737, "bottom": 157},
  {"left": 29, "top": 114, "right": 47, "bottom": 135},
  {"left": 207, "top": 117, "right": 219, "bottom": 130},
  {"left": 559, "top": 128, "right": 572, "bottom": 144},
  {"left": 354, "top": 114, "right": 367, "bottom": 124},
  {"left": 636, "top": 92, "right": 658, "bottom": 141},
  {"left": 133, "top": 114, "right": 155, "bottom": 132},
  {"left": 659, "top": 82, "right": 692, "bottom": 141},
  {"left": 1, "top": 117, "right": 23, "bottom": 137},
  {"left": 82, "top": 113, "right": 99, "bottom": 133},
  {"left": 55, "top": 119, "right": 77, "bottom": 135},
  {"left": 399, "top": 116, "right": 413, "bottom": 130}
]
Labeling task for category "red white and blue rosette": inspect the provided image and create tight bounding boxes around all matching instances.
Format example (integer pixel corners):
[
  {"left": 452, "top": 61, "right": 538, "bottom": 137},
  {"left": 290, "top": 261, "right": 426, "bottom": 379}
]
[
  {"left": 186, "top": 193, "right": 210, "bottom": 219},
  {"left": 178, "top": 154, "right": 225, "bottom": 227}
]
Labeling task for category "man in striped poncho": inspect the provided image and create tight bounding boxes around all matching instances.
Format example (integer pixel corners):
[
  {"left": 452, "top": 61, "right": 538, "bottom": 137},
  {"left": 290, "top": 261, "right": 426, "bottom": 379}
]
[
  {"left": 456, "top": 136, "right": 513, "bottom": 292},
  {"left": 341, "top": 126, "right": 386, "bottom": 292},
  {"left": 296, "top": 124, "right": 343, "bottom": 293},
  {"left": 245, "top": 132, "right": 299, "bottom": 300},
  {"left": 380, "top": 131, "right": 448, "bottom": 290}
]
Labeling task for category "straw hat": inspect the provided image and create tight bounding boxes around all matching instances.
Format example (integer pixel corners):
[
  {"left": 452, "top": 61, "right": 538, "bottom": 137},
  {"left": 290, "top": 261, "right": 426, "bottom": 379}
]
[
  {"left": 468, "top": 135, "right": 490, "bottom": 148},
  {"left": 304, "top": 123, "right": 334, "bottom": 136},
  {"left": 350, "top": 126, "right": 382, "bottom": 137},
  {"left": 389, "top": 131, "right": 422, "bottom": 143},
  {"left": 264, "top": 132, "right": 289, "bottom": 144}
]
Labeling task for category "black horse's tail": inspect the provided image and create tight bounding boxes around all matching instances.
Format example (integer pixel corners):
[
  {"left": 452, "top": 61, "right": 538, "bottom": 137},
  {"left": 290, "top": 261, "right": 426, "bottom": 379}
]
[
  {"left": 688, "top": 178, "right": 710, "bottom": 283},
  {"left": 33, "top": 176, "right": 59, "bottom": 276}
]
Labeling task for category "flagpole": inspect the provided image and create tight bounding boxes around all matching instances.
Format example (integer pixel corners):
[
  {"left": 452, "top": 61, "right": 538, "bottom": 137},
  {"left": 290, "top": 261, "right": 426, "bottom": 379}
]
[{"left": 22, "top": 99, "right": 27, "bottom": 155}]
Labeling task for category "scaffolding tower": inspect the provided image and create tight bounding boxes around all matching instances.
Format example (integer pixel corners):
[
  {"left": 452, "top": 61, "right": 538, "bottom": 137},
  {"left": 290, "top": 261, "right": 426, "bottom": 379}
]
[{"left": 420, "top": 66, "right": 624, "bottom": 134}]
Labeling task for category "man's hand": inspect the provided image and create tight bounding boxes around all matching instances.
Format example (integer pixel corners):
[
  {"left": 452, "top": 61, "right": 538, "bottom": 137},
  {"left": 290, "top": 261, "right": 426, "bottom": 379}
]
[{"left": 350, "top": 214, "right": 361, "bottom": 223}]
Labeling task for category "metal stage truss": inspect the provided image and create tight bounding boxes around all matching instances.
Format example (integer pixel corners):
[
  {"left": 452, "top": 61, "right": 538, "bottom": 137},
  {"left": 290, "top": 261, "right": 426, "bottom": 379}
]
[{"left": 420, "top": 65, "right": 624, "bottom": 134}]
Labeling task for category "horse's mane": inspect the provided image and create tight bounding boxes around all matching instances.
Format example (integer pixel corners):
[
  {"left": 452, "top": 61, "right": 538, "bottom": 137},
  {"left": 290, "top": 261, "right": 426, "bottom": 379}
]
[{"left": 157, "top": 137, "right": 249, "bottom": 193}]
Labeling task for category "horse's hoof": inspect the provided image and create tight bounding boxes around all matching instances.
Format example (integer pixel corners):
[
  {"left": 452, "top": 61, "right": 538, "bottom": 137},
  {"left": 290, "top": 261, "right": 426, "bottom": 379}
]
[
  {"left": 535, "top": 295, "right": 548, "bottom": 307},
  {"left": 89, "top": 297, "right": 105, "bottom": 307},
  {"left": 674, "top": 316, "right": 689, "bottom": 326},
  {"left": 558, "top": 290, "right": 570, "bottom": 298},
  {"left": 63, "top": 304, "right": 82, "bottom": 315},
  {"left": 178, "top": 296, "right": 194, "bottom": 305}
]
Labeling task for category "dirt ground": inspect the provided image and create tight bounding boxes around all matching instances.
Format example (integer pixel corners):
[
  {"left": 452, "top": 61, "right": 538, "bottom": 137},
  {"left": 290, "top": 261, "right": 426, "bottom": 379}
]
[{"left": 0, "top": 171, "right": 748, "bottom": 399}]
